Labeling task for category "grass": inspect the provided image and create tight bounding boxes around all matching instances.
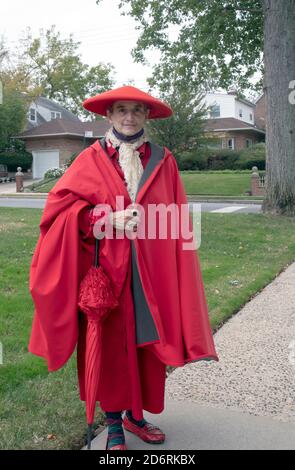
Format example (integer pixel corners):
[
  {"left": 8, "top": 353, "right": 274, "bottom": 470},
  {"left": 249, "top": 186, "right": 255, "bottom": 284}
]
[
  {"left": 0, "top": 208, "right": 96, "bottom": 450},
  {"left": 180, "top": 171, "right": 254, "bottom": 196},
  {"left": 24, "top": 177, "right": 59, "bottom": 193},
  {"left": 1, "top": 207, "right": 295, "bottom": 449},
  {"left": 25, "top": 171, "right": 257, "bottom": 197}
]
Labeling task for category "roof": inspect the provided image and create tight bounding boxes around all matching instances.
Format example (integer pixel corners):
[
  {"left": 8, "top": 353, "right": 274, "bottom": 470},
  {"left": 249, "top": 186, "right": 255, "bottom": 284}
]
[
  {"left": 15, "top": 118, "right": 111, "bottom": 139},
  {"left": 24, "top": 112, "right": 47, "bottom": 131},
  {"left": 205, "top": 92, "right": 255, "bottom": 108},
  {"left": 254, "top": 93, "right": 265, "bottom": 104},
  {"left": 34, "top": 96, "right": 81, "bottom": 122},
  {"left": 235, "top": 96, "right": 256, "bottom": 108},
  {"left": 204, "top": 117, "right": 265, "bottom": 134}
]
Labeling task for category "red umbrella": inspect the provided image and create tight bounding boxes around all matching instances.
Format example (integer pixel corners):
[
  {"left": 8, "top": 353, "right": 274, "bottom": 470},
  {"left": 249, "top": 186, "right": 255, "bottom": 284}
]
[{"left": 78, "top": 238, "right": 119, "bottom": 449}]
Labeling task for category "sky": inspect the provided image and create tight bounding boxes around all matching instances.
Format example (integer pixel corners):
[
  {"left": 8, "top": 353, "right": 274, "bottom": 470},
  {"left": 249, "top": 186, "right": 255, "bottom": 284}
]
[
  {"left": 1, "top": 0, "right": 161, "bottom": 91},
  {"left": 1, "top": 0, "right": 260, "bottom": 101}
]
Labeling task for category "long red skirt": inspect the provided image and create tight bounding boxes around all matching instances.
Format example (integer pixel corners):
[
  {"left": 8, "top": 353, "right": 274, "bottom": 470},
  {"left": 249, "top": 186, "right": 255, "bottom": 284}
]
[{"left": 77, "top": 247, "right": 166, "bottom": 421}]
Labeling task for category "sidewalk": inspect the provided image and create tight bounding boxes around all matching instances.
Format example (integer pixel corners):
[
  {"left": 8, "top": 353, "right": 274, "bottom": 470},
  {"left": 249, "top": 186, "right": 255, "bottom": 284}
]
[
  {"left": 0, "top": 178, "right": 43, "bottom": 195},
  {"left": 86, "top": 261, "right": 295, "bottom": 450}
]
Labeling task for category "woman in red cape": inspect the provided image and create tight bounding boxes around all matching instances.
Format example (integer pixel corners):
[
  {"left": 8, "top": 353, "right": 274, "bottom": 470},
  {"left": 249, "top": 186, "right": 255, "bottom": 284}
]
[{"left": 28, "top": 86, "right": 218, "bottom": 450}]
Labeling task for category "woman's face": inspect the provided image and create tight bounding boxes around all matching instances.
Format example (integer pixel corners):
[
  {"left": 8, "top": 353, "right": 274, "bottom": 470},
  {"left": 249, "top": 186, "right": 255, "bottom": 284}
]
[{"left": 106, "top": 100, "right": 149, "bottom": 136}]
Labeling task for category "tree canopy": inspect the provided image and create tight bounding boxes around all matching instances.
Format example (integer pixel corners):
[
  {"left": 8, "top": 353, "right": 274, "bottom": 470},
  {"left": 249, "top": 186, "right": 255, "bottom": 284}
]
[
  {"left": 96, "top": 0, "right": 264, "bottom": 94},
  {"left": 0, "top": 26, "right": 115, "bottom": 120},
  {"left": 147, "top": 88, "right": 208, "bottom": 160}
]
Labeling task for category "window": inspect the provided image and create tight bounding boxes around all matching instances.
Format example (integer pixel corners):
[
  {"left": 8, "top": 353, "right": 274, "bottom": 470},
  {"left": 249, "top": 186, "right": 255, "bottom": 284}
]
[
  {"left": 51, "top": 111, "right": 62, "bottom": 120},
  {"left": 206, "top": 140, "right": 223, "bottom": 149},
  {"left": 228, "top": 138, "right": 234, "bottom": 149},
  {"left": 209, "top": 104, "right": 220, "bottom": 118},
  {"left": 246, "top": 138, "right": 253, "bottom": 148},
  {"left": 239, "top": 108, "right": 243, "bottom": 118},
  {"left": 249, "top": 113, "right": 253, "bottom": 121},
  {"left": 29, "top": 107, "right": 37, "bottom": 122},
  {"left": 223, "top": 138, "right": 235, "bottom": 150}
]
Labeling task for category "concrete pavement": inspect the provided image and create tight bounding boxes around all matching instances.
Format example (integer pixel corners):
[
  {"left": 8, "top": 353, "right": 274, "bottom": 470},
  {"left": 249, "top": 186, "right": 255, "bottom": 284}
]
[
  {"left": 85, "top": 261, "right": 295, "bottom": 451},
  {"left": 84, "top": 400, "right": 295, "bottom": 450},
  {"left": 0, "top": 178, "right": 43, "bottom": 195}
]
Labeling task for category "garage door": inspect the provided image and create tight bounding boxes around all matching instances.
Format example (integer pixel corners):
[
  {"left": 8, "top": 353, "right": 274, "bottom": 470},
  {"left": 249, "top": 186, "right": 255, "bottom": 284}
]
[{"left": 32, "top": 150, "right": 60, "bottom": 179}]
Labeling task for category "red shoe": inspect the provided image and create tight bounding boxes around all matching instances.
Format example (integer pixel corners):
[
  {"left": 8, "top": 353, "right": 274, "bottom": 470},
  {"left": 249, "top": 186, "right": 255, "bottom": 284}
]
[
  {"left": 123, "top": 414, "right": 165, "bottom": 444},
  {"left": 105, "top": 435, "right": 127, "bottom": 450}
]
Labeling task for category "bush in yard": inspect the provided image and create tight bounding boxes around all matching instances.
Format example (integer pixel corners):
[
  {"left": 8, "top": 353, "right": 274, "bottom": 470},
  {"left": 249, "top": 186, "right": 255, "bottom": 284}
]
[
  {"left": 179, "top": 148, "right": 211, "bottom": 170},
  {"left": 233, "top": 143, "right": 266, "bottom": 170},
  {"left": 179, "top": 143, "right": 265, "bottom": 171},
  {"left": 64, "top": 152, "right": 79, "bottom": 168},
  {"left": 206, "top": 149, "right": 241, "bottom": 170},
  {"left": 0, "top": 151, "right": 33, "bottom": 172},
  {"left": 43, "top": 167, "right": 65, "bottom": 179},
  {"left": 179, "top": 148, "right": 241, "bottom": 170}
]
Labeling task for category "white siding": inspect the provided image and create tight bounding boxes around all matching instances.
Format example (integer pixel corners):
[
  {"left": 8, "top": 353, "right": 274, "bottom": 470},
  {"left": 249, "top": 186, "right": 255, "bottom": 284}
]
[
  {"left": 234, "top": 101, "right": 254, "bottom": 124},
  {"left": 203, "top": 93, "right": 255, "bottom": 124},
  {"left": 203, "top": 93, "right": 236, "bottom": 119}
]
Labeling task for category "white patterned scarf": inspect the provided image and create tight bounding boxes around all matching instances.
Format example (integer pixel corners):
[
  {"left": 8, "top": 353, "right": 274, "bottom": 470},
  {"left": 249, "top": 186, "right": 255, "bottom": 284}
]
[{"left": 105, "top": 127, "right": 148, "bottom": 203}]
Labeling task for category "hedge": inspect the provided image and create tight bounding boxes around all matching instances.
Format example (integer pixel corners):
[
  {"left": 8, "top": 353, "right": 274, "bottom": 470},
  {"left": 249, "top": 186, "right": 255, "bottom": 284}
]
[
  {"left": 178, "top": 143, "right": 265, "bottom": 171},
  {"left": 0, "top": 151, "right": 33, "bottom": 172}
]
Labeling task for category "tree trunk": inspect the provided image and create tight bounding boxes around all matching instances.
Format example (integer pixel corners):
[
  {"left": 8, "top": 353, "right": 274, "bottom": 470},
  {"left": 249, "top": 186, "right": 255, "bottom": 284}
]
[{"left": 262, "top": 0, "right": 295, "bottom": 216}]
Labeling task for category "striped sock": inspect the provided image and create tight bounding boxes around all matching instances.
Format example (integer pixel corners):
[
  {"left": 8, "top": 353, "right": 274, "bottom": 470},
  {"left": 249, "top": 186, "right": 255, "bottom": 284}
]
[
  {"left": 105, "top": 411, "right": 125, "bottom": 448},
  {"left": 126, "top": 409, "right": 147, "bottom": 428}
]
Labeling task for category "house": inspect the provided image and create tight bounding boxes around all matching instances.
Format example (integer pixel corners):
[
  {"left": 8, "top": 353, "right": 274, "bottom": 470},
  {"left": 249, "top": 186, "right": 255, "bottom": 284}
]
[
  {"left": 16, "top": 118, "right": 111, "bottom": 179},
  {"left": 253, "top": 93, "right": 266, "bottom": 130},
  {"left": 202, "top": 90, "right": 265, "bottom": 150},
  {"left": 25, "top": 96, "right": 81, "bottom": 130}
]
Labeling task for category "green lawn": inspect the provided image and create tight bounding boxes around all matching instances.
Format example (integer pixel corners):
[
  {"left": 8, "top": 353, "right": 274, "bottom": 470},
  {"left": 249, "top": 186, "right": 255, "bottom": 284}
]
[
  {"left": 26, "top": 171, "right": 257, "bottom": 197},
  {"left": 180, "top": 171, "right": 254, "bottom": 196},
  {"left": 1, "top": 207, "right": 295, "bottom": 449}
]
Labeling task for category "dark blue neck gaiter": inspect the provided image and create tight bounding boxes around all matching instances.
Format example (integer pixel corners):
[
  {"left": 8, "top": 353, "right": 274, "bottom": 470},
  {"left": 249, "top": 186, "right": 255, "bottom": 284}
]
[{"left": 112, "top": 127, "right": 144, "bottom": 143}]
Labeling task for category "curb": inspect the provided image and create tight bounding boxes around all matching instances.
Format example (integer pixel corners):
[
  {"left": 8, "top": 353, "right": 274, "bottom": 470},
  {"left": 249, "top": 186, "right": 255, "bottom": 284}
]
[
  {"left": 0, "top": 193, "right": 263, "bottom": 205},
  {"left": 188, "top": 198, "right": 263, "bottom": 205},
  {"left": 0, "top": 193, "right": 48, "bottom": 198}
]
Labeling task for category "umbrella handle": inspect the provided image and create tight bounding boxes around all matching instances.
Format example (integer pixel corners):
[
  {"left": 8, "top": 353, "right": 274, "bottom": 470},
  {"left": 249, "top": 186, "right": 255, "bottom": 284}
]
[
  {"left": 94, "top": 238, "right": 99, "bottom": 268},
  {"left": 87, "top": 423, "right": 93, "bottom": 450}
]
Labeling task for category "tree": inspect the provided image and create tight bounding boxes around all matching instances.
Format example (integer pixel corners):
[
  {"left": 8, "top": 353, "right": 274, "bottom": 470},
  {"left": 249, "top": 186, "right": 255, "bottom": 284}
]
[
  {"left": 100, "top": 0, "right": 295, "bottom": 216},
  {"left": 0, "top": 39, "right": 37, "bottom": 149},
  {"left": 98, "top": 0, "right": 264, "bottom": 93},
  {"left": 0, "top": 37, "right": 8, "bottom": 67},
  {"left": 146, "top": 87, "right": 208, "bottom": 162},
  {"left": 0, "top": 86, "right": 27, "bottom": 150},
  {"left": 3, "top": 26, "right": 115, "bottom": 120},
  {"left": 261, "top": 0, "right": 295, "bottom": 216}
]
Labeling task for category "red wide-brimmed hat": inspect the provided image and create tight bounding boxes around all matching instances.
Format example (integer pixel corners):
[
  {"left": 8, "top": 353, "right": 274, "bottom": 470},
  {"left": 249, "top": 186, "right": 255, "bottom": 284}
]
[{"left": 82, "top": 85, "right": 173, "bottom": 119}]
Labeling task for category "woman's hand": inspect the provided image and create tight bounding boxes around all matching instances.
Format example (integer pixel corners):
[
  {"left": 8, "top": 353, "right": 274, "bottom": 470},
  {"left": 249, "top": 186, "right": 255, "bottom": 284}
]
[{"left": 109, "top": 208, "right": 139, "bottom": 231}]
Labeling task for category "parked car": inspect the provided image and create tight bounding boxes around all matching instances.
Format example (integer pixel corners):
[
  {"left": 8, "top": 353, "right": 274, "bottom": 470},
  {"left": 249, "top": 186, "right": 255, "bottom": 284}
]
[{"left": 0, "top": 164, "right": 11, "bottom": 183}]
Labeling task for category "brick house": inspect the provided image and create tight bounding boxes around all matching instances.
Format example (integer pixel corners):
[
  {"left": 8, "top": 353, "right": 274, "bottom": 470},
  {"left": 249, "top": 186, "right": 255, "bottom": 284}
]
[
  {"left": 16, "top": 118, "right": 111, "bottom": 179},
  {"left": 253, "top": 93, "right": 266, "bottom": 131},
  {"left": 202, "top": 91, "right": 265, "bottom": 150},
  {"left": 204, "top": 117, "right": 265, "bottom": 151}
]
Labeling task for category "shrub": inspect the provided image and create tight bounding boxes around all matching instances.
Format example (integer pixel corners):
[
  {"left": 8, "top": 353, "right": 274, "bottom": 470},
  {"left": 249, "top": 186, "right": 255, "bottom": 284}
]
[
  {"left": 206, "top": 149, "right": 240, "bottom": 170},
  {"left": 179, "top": 149, "right": 209, "bottom": 170},
  {"left": 0, "top": 151, "right": 33, "bottom": 172},
  {"left": 64, "top": 152, "right": 79, "bottom": 168},
  {"left": 43, "top": 167, "right": 65, "bottom": 179},
  {"left": 233, "top": 143, "right": 266, "bottom": 170},
  {"left": 178, "top": 142, "right": 266, "bottom": 171}
]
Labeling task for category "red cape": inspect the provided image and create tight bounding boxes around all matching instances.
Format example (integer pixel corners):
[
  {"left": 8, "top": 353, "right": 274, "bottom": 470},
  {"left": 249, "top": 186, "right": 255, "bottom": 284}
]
[{"left": 28, "top": 140, "right": 218, "bottom": 372}]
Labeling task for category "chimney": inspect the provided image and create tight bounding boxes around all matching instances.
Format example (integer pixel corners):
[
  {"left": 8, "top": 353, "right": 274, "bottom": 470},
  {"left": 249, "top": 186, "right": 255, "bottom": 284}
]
[{"left": 84, "top": 131, "right": 93, "bottom": 138}]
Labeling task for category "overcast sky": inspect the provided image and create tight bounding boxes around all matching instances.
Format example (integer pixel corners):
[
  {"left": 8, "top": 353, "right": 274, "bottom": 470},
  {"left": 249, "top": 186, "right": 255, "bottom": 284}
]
[
  {"left": 1, "top": 0, "right": 161, "bottom": 91},
  {"left": 1, "top": 0, "right": 260, "bottom": 101}
]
